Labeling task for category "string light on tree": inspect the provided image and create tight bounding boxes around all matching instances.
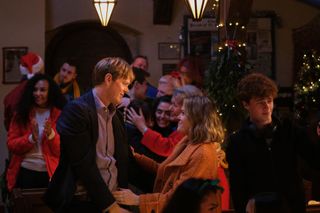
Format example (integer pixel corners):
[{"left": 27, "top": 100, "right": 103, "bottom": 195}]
[
  {"left": 294, "top": 49, "right": 320, "bottom": 120},
  {"left": 211, "top": 0, "right": 219, "bottom": 11},
  {"left": 205, "top": 22, "right": 251, "bottom": 130}
]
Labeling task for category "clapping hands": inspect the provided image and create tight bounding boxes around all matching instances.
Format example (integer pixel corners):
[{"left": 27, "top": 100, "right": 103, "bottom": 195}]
[
  {"left": 43, "top": 118, "right": 53, "bottom": 138},
  {"left": 31, "top": 118, "right": 39, "bottom": 142}
]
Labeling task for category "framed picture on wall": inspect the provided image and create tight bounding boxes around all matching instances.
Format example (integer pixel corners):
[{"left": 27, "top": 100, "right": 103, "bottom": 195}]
[
  {"left": 184, "top": 17, "right": 218, "bottom": 57},
  {"left": 3, "top": 47, "right": 28, "bottom": 84},
  {"left": 246, "top": 11, "right": 276, "bottom": 79},
  {"left": 158, "top": 43, "right": 181, "bottom": 60},
  {"left": 183, "top": 16, "right": 218, "bottom": 68}
]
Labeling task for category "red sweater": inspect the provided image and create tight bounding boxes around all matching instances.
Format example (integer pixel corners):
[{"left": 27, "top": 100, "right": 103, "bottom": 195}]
[
  {"left": 141, "top": 129, "right": 184, "bottom": 157},
  {"left": 6, "top": 107, "right": 61, "bottom": 191}
]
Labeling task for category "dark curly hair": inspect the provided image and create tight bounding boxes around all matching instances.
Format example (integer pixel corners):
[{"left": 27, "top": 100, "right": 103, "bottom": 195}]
[
  {"left": 237, "top": 72, "right": 278, "bottom": 103},
  {"left": 15, "top": 73, "right": 66, "bottom": 127},
  {"left": 162, "top": 178, "right": 222, "bottom": 213}
]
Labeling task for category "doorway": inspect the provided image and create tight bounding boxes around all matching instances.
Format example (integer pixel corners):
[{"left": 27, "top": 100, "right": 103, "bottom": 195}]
[{"left": 46, "top": 21, "right": 132, "bottom": 91}]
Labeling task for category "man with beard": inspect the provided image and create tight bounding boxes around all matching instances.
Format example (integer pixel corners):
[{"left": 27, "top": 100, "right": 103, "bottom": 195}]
[{"left": 54, "top": 59, "right": 81, "bottom": 101}]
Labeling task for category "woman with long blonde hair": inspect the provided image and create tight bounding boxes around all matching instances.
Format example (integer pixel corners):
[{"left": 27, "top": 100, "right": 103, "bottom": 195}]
[{"left": 113, "top": 96, "right": 225, "bottom": 213}]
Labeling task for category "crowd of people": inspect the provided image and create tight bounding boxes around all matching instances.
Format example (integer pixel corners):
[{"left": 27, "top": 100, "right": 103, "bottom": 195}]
[{"left": 2, "top": 52, "right": 320, "bottom": 213}]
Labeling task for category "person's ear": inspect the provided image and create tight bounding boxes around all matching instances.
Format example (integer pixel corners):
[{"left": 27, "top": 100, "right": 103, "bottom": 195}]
[
  {"left": 146, "top": 119, "right": 154, "bottom": 128},
  {"left": 104, "top": 73, "right": 113, "bottom": 85},
  {"left": 72, "top": 73, "right": 77, "bottom": 80}
]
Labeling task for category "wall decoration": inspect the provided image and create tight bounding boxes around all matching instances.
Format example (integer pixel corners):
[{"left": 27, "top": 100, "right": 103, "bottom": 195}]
[
  {"left": 158, "top": 43, "right": 181, "bottom": 60},
  {"left": 246, "top": 11, "right": 276, "bottom": 79},
  {"left": 184, "top": 17, "right": 218, "bottom": 59},
  {"left": 3, "top": 47, "right": 28, "bottom": 84}
]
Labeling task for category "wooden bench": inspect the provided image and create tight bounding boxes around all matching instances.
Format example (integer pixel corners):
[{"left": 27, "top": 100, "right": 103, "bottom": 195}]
[
  {"left": 10, "top": 188, "right": 53, "bottom": 213},
  {"left": 0, "top": 203, "right": 4, "bottom": 213},
  {"left": 8, "top": 188, "right": 320, "bottom": 213},
  {"left": 307, "top": 204, "right": 320, "bottom": 213},
  {"left": 221, "top": 205, "right": 320, "bottom": 213}
]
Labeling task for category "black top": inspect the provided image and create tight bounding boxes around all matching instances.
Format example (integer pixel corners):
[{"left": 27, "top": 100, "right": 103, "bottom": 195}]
[{"left": 227, "top": 116, "right": 320, "bottom": 213}]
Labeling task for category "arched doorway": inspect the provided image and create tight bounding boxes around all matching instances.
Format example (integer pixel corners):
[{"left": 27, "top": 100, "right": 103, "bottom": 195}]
[{"left": 46, "top": 21, "right": 132, "bottom": 91}]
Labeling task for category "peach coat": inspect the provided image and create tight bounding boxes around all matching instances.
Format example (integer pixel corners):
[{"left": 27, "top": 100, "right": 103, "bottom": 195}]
[{"left": 135, "top": 137, "right": 219, "bottom": 213}]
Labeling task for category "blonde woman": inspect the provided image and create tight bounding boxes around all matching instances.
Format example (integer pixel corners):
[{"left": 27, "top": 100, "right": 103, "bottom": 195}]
[{"left": 113, "top": 96, "right": 225, "bottom": 213}]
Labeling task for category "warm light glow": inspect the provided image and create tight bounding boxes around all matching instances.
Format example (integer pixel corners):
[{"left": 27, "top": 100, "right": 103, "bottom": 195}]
[
  {"left": 93, "top": 0, "right": 117, "bottom": 27},
  {"left": 185, "top": 0, "right": 209, "bottom": 20}
]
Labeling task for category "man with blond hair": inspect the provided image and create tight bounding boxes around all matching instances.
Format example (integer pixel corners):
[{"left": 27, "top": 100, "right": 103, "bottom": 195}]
[{"left": 45, "top": 57, "right": 136, "bottom": 213}]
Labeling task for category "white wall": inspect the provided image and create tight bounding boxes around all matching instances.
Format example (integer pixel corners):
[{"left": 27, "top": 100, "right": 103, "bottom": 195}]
[{"left": 0, "top": 0, "right": 45, "bottom": 174}]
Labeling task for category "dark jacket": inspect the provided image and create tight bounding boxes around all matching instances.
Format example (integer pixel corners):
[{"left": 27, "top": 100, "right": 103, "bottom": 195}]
[
  {"left": 45, "top": 91, "right": 131, "bottom": 212},
  {"left": 227, "top": 116, "right": 320, "bottom": 213}
]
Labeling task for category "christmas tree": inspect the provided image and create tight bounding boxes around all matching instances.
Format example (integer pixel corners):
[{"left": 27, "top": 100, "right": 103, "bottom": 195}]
[
  {"left": 205, "top": 42, "right": 251, "bottom": 132},
  {"left": 294, "top": 50, "right": 320, "bottom": 121}
]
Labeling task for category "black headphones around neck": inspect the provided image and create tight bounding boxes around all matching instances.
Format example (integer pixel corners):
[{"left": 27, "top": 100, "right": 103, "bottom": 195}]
[{"left": 248, "top": 122, "right": 277, "bottom": 139}]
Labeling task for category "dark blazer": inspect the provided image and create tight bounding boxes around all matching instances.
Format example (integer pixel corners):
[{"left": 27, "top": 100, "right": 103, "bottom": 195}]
[
  {"left": 45, "top": 91, "right": 130, "bottom": 212},
  {"left": 227, "top": 116, "right": 320, "bottom": 213}
]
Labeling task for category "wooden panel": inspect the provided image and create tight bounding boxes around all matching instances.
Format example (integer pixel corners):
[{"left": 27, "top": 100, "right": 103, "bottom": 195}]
[{"left": 10, "top": 188, "right": 53, "bottom": 213}]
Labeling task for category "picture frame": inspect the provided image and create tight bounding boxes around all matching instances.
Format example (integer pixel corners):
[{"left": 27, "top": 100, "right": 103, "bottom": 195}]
[
  {"left": 3, "top": 47, "right": 28, "bottom": 84},
  {"left": 246, "top": 11, "right": 276, "bottom": 79},
  {"left": 158, "top": 43, "right": 181, "bottom": 60},
  {"left": 183, "top": 16, "right": 218, "bottom": 67}
]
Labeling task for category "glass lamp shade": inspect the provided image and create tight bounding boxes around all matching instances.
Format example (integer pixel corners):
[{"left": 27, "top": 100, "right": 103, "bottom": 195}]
[
  {"left": 93, "top": 0, "right": 117, "bottom": 26},
  {"left": 185, "top": 0, "right": 209, "bottom": 20}
]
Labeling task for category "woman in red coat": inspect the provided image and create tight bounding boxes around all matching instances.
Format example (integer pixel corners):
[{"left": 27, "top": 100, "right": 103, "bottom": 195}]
[{"left": 6, "top": 73, "right": 66, "bottom": 191}]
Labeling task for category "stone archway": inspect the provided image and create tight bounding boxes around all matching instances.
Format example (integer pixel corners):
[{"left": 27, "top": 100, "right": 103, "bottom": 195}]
[{"left": 46, "top": 21, "right": 133, "bottom": 91}]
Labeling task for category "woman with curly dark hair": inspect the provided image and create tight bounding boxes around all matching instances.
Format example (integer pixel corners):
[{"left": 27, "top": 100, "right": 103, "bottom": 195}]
[{"left": 6, "top": 73, "right": 66, "bottom": 191}]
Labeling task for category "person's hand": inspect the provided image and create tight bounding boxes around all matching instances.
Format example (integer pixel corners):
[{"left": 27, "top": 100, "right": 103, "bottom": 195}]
[
  {"left": 217, "top": 149, "right": 226, "bottom": 161},
  {"left": 108, "top": 203, "right": 132, "bottom": 213},
  {"left": 44, "top": 118, "right": 53, "bottom": 138},
  {"left": 217, "top": 147, "right": 228, "bottom": 169},
  {"left": 127, "top": 108, "right": 147, "bottom": 134},
  {"left": 113, "top": 188, "right": 139, "bottom": 206},
  {"left": 31, "top": 118, "right": 39, "bottom": 142},
  {"left": 130, "top": 146, "right": 136, "bottom": 157}
]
